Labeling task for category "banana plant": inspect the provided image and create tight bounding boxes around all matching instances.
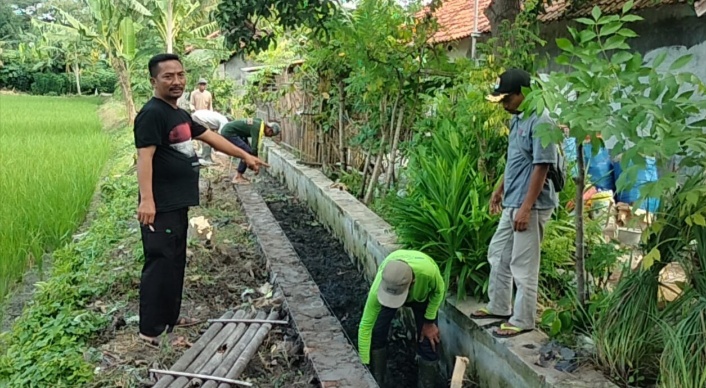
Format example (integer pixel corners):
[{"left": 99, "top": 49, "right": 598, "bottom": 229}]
[
  {"left": 149, "top": 0, "right": 214, "bottom": 53},
  {"left": 34, "top": 19, "right": 94, "bottom": 95},
  {"left": 56, "top": 0, "right": 150, "bottom": 123}
]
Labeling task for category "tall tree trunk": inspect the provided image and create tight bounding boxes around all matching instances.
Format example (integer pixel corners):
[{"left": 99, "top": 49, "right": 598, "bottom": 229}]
[
  {"left": 112, "top": 56, "right": 136, "bottom": 125},
  {"left": 319, "top": 98, "right": 327, "bottom": 172},
  {"left": 73, "top": 63, "right": 81, "bottom": 96},
  {"left": 364, "top": 131, "right": 388, "bottom": 205},
  {"left": 166, "top": 0, "right": 174, "bottom": 53},
  {"left": 358, "top": 150, "right": 371, "bottom": 200},
  {"left": 364, "top": 94, "right": 398, "bottom": 204},
  {"left": 385, "top": 104, "right": 405, "bottom": 189},
  {"left": 358, "top": 111, "right": 371, "bottom": 200},
  {"left": 575, "top": 143, "right": 587, "bottom": 305},
  {"left": 337, "top": 80, "right": 346, "bottom": 171},
  {"left": 484, "top": 0, "right": 522, "bottom": 37}
]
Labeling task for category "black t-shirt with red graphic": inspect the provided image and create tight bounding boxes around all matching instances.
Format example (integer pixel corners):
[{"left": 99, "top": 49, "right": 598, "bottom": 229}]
[{"left": 134, "top": 97, "right": 207, "bottom": 213}]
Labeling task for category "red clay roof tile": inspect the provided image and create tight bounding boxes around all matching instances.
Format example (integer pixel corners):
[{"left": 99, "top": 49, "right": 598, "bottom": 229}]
[
  {"left": 420, "top": 0, "right": 493, "bottom": 43},
  {"left": 422, "top": 0, "right": 683, "bottom": 44}
]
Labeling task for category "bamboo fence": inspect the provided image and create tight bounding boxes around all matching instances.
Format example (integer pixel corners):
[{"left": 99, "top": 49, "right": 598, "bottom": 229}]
[{"left": 254, "top": 67, "right": 369, "bottom": 172}]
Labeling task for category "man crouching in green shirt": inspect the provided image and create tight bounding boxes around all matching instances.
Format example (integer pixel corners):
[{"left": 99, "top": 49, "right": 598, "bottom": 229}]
[
  {"left": 219, "top": 118, "right": 281, "bottom": 184},
  {"left": 358, "top": 249, "right": 445, "bottom": 388}
]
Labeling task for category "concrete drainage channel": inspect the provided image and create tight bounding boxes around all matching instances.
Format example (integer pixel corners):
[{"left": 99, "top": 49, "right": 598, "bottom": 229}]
[
  {"left": 235, "top": 180, "right": 378, "bottom": 388},
  {"left": 247, "top": 139, "right": 620, "bottom": 388},
  {"left": 242, "top": 173, "right": 438, "bottom": 387}
]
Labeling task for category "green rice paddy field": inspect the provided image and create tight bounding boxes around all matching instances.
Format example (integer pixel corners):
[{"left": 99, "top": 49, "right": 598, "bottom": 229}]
[{"left": 0, "top": 95, "right": 112, "bottom": 300}]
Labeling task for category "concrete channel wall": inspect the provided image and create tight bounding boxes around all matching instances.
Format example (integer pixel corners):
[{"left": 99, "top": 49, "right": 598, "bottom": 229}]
[
  {"left": 235, "top": 184, "right": 378, "bottom": 388},
  {"left": 261, "top": 140, "right": 617, "bottom": 388}
]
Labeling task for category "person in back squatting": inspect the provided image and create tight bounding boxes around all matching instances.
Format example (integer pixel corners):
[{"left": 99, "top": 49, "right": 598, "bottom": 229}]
[
  {"left": 219, "top": 118, "right": 281, "bottom": 185},
  {"left": 358, "top": 249, "right": 446, "bottom": 388},
  {"left": 133, "top": 53, "right": 269, "bottom": 346}
]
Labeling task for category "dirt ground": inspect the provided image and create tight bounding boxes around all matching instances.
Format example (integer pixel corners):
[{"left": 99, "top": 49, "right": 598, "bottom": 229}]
[
  {"left": 86, "top": 160, "right": 315, "bottom": 388},
  {"left": 250, "top": 172, "right": 422, "bottom": 388}
]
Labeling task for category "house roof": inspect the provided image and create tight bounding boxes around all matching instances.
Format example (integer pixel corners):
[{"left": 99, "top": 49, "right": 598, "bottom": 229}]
[
  {"left": 419, "top": 0, "right": 492, "bottom": 44},
  {"left": 421, "top": 0, "right": 685, "bottom": 44},
  {"left": 538, "top": 0, "right": 684, "bottom": 23},
  {"left": 191, "top": 0, "right": 690, "bottom": 52}
]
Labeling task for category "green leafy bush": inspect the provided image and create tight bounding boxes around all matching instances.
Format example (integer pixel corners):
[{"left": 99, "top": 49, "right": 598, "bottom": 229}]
[
  {"left": 65, "top": 74, "right": 94, "bottom": 94},
  {"left": 210, "top": 77, "right": 237, "bottom": 114},
  {"left": 0, "top": 64, "right": 34, "bottom": 92},
  {"left": 93, "top": 69, "right": 117, "bottom": 94},
  {"left": 64, "top": 69, "right": 117, "bottom": 95},
  {"left": 539, "top": 218, "right": 576, "bottom": 301},
  {"left": 390, "top": 81, "right": 508, "bottom": 299},
  {"left": 30, "top": 73, "right": 68, "bottom": 95},
  {"left": 657, "top": 173, "right": 706, "bottom": 387}
]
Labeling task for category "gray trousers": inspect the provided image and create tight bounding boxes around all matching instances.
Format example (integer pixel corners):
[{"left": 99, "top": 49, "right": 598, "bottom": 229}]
[
  {"left": 196, "top": 128, "right": 214, "bottom": 161},
  {"left": 200, "top": 143, "right": 213, "bottom": 161},
  {"left": 486, "top": 207, "right": 553, "bottom": 330}
]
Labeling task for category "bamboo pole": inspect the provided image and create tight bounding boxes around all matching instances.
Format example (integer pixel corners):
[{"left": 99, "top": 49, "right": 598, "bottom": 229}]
[
  {"left": 168, "top": 310, "right": 251, "bottom": 388},
  {"left": 152, "top": 311, "right": 235, "bottom": 388},
  {"left": 207, "top": 318, "right": 288, "bottom": 325},
  {"left": 357, "top": 150, "right": 371, "bottom": 200},
  {"left": 149, "top": 369, "right": 252, "bottom": 387},
  {"left": 200, "top": 311, "right": 269, "bottom": 388},
  {"left": 194, "top": 314, "right": 253, "bottom": 377},
  {"left": 337, "top": 80, "right": 346, "bottom": 170},
  {"left": 364, "top": 98, "right": 391, "bottom": 204},
  {"left": 385, "top": 104, "right": 405, "bottom": 189},
  {"left": 217, "top": 310, "right": 281, "bottom": 388}
]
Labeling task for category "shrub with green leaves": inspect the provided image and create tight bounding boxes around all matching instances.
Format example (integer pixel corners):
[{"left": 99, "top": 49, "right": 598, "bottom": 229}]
[
  {"left": 390, "top": 82, "right": 507, "bottom": 299},
  {"left": 658, "top": 173, "right": 706, "bottom": 387},
  {"left": 30, "top": 72, "right": 68, "bottom": 95},
  {"left": 0, "top": 63, "right": 34, "bottom": 92},
  {"left": 590, "top": 171, "right": 706, "bottom": 385},
  {"left": 523, "top": 0, "right": 706, "bottom": 307},
  {"left": 65, "top": 68, "right": 118, "bottom": 95}
]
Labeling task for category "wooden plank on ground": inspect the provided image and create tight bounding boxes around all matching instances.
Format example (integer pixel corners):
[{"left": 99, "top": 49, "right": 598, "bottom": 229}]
[{"left": 450, "top": 356, "right": 469, "bottom": 388}]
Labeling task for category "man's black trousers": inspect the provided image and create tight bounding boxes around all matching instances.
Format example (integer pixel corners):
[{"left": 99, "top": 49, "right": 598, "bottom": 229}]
[
  {"left": 371, "top": 301, "right": 440, "bottom": 361},
  {"left": 225, "top": 136, "right": 254, "bottom": 174},
  {"left": 139, "top": 207, "right": 188, "bottom": 337}
]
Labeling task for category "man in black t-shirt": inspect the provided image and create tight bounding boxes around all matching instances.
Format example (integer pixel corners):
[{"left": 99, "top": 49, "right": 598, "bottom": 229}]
[{"left": 133, "top": 53, "right": 269, "bottom": 346}]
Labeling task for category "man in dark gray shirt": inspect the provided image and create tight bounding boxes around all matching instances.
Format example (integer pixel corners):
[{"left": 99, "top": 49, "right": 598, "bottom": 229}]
[{"left": 471, "top": 69, "right": 558, "bottom": 338}]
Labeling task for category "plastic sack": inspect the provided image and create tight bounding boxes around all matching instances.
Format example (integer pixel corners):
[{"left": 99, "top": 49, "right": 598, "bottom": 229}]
[
  {"left": 562, "top": 137, "right": 578, "bottom": 178},
  {"left": 584, "top": 143, "right": 615, "bottom": 191},
  {"left": 613, "top": 157, "right": 660, "bottom": 213}
]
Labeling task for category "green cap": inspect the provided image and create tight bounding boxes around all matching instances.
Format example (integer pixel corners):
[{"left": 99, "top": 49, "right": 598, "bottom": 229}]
[{"left": 267, "top": 122, "right": 281, "bottom": 136}]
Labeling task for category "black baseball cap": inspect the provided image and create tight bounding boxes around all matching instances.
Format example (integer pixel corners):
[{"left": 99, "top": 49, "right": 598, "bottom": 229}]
[{"left": 486, "top": 69, "right": 531, "bottom": 102}]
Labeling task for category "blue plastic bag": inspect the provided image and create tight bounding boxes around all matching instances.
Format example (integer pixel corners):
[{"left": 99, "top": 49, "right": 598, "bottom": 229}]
[
  {"left": 613, "top": 157, "right": 660, "bottom": 212},
  {"left": 584, "top": 143, "right": 615, "bottom": 191},
  {"left": 562, "top": 137, "right": 578, "bottom": 178}
]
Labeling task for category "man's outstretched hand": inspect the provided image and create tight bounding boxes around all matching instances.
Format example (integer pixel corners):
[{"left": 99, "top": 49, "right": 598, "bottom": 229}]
[{"left": 244, "top": 155, "right": 270, "bottom": 174}]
